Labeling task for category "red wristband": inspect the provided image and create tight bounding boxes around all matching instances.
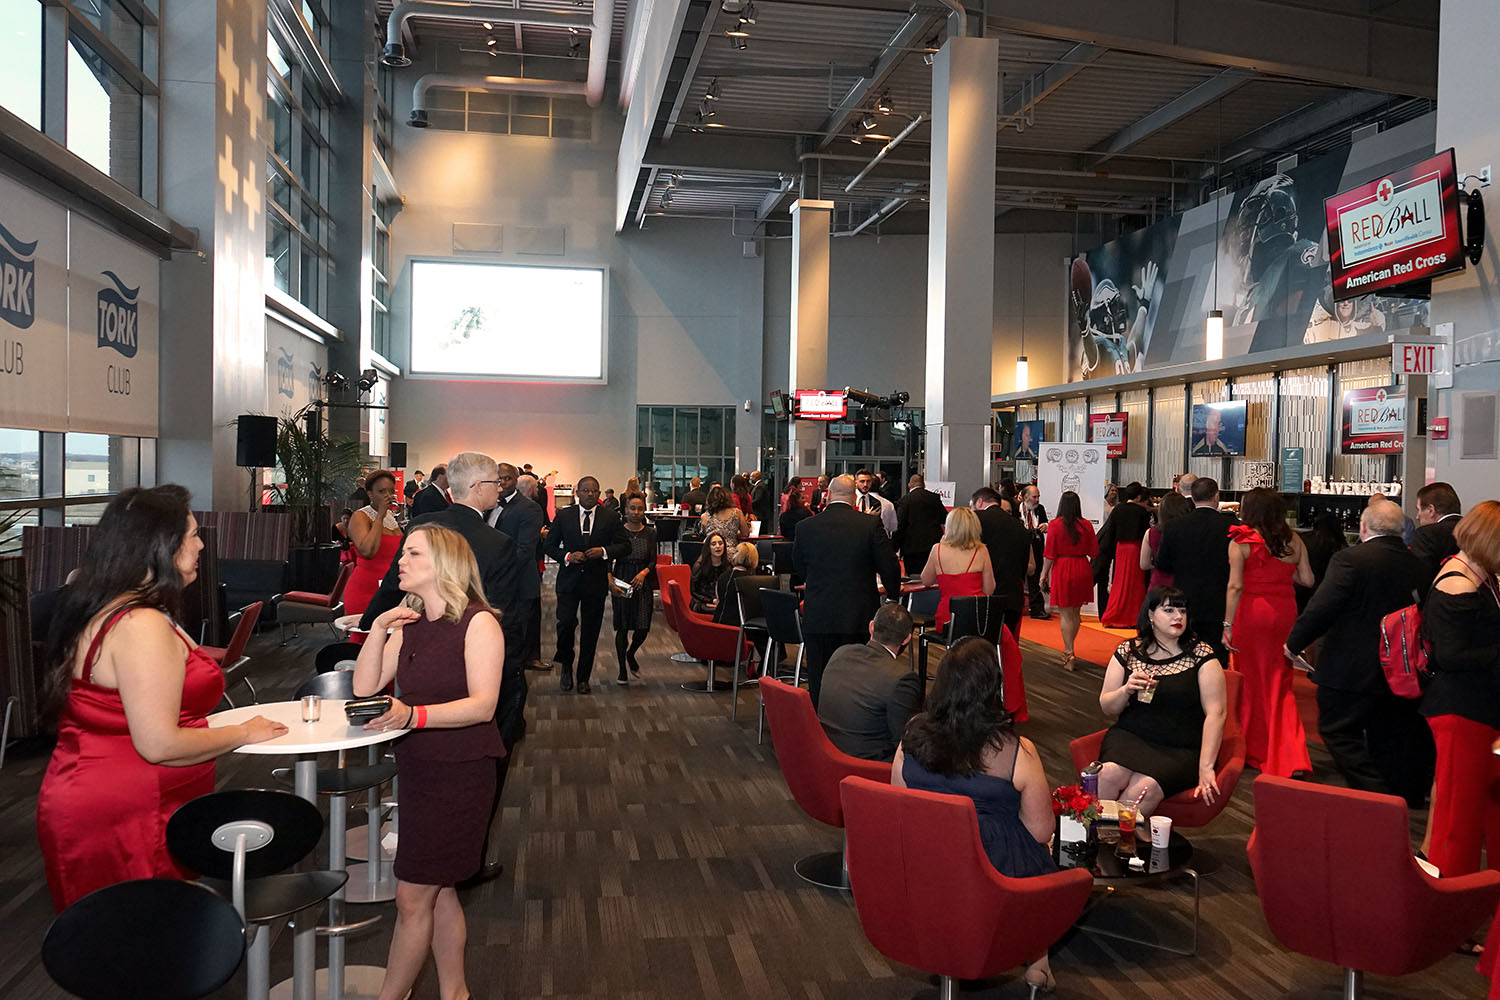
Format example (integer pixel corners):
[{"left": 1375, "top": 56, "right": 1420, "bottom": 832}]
[{"left": 414, "top": 705, "right": 427, "bottom": 729}]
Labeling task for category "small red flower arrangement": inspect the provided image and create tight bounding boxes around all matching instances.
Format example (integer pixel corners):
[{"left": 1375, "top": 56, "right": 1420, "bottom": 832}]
[{"left": 1051, "top": 784, "right": 1101, "bottom": 824}]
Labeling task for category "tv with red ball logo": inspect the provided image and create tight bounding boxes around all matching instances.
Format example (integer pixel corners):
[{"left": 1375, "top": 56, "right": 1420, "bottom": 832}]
[{"left": 1325, "top": 148, "right": 1466, "bottom": 302}]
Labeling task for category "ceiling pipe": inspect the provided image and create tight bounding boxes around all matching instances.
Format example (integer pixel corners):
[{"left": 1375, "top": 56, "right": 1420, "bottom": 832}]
[
  {"left": 584, "top": 0, "right": 614, "bottom": 107},
  {"left": 842, "top": 114, "right": 926, "bottom": 193},
  {"left": 409, "top": 73, "right": 589, "bottom": 127},
  {"left": 382, "top": 2, "right": 594, "bottom": 71},
  {"left": 936, "top": 0, "right": 968, "bottom": 38}
]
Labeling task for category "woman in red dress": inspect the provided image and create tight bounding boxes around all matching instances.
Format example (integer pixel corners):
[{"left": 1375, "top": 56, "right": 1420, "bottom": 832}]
[
  {"left": 1224, "top": 488, "right": 1314, "bottom": 777},
  {"left": 36, "top": 486, "right": 286, "bottom": 912},
  {"left": 919, "top": 507, "right": 995, "bottom": 632},
  {"left": 1040, "top": 490, "right": 1098, "bottom": 670},
  {"left": 344, "top": 469, "right": 404, "bottom": 618},
  {"left": 1098, "top": 483, "right": 1153, "bottom": 628}
]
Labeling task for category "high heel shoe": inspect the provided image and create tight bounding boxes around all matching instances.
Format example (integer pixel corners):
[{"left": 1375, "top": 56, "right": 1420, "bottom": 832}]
[
  {"left": 627, "top": 652, "right": 641, "bottom": 675},
  {"left": 1024, "top": 969, "right": 1056, "bottom": 997},
  {"left": 1061, "top": 654, "right": 1076, "bottom": 671}
]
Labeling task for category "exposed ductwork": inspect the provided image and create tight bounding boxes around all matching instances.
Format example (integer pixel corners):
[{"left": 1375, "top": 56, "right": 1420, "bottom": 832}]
[
  {"left": 384, "top": 0, "right": 615, "bottom": 107},
  {"left": 408, "top": 73, "right": 590, "bottom": 126}
]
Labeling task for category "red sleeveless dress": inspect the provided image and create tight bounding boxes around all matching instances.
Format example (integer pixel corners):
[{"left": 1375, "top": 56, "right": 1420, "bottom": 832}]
[
  {"left": 933, "top": 546, "right": 985, "bottom": 632},
  {"left": 36, "top": 606, "right": 224, "bottom": 912},
  {"left": 1229, "top": 526, "right": 1311, "bottom": 777},
  {"left": 344, "top": 525, "right": 403, "bottom": 618}
]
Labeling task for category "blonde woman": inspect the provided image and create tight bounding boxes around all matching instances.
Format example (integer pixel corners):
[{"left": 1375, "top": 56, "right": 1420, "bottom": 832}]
[
  {"left": 353, "top": 524, "right": 505, "bottom": 1000},
  {"left": 920, "top": 506, "right": 995, "bottom": 632}
]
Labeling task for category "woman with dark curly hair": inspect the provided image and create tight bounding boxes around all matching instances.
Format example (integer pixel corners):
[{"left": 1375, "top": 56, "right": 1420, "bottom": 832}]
[
  {"left": 699, "top": 484, "right": 747, "bottom": 546},
  {"left": 344, "top": 469, "right": 404, "bottom": 617},
  {"left": 893, "top": 636, "right": 1058, "bottom": 992},
  {"left": 1225, "top": 487, "right": 1313, "bottom": 777}
]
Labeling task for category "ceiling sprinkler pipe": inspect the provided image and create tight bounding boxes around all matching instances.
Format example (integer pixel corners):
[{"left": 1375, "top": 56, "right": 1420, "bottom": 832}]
[
  {"left": 384, "top": 1, "right": 594, "bottom": 67},
  {"left": 409, "top": 73, "right": 590, "bottom": 126},
  {"left": 585, "top": 0, "right": 614, "bottom": 107}
]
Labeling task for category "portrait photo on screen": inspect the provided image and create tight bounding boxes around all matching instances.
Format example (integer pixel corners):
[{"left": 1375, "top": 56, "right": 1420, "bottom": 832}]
[
  {"left": 409, "top": 261, "right": 607, "bottom": 382},
  {"left": 1190, "top": 401, "right": 1247, "bottom": 457},
  {"left": 1014, "top": 420, "right": 1045, "bottom": 460}
]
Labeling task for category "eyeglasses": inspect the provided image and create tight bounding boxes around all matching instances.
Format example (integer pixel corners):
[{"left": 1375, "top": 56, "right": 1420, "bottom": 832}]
[{"left": 476, "top": 480, "right": 501, "bottom": 486}]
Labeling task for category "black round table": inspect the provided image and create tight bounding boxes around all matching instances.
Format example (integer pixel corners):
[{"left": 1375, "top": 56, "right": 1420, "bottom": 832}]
[{"left": 1054, "top": 825, "right": 1202, "bottom": 955}]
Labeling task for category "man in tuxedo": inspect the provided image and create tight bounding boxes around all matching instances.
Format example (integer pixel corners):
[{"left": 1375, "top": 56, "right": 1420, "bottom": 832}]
[
  {"left": 749, "top": 471, "right": 773, "bottom": 524},
  {"left": 1018, "top": 485, "right": 1050, "bottom": 619},
  {"left": 817, "top": 605, "right": 920, "bottom": 761},
  {"left": 793, "top": 474, "right": 903, "bottom": 707},
  {"left": 402, "top": 470, "right": 423, "bottom": 503},
  {"left": 809, "top": 474, "right": 830, "bottom": 512},
  {"left": 680, "top": 477, "right": 707, "bottom": 511},
  {"left": 544, "top": 476, "right": 629, "bottom": 694},
  {"left": 358, "top": 452, "right": 526, "bottom": 881},
  {"left": 487, "top": 462, "right": 546, "bottom": 673},
  {"left": 523, "top": 464, "right": 549, "bottom": 512},
  {"left": 972, "top": 487, "right": 1033, "bottom": 640},
  {"left": 517, "top": 473, "right": 548, "bottom": 668},
  {"left": 893, "top": 474, "right": 948, "bottom": 576},
  {"left": 1411, "top": 482, "right": 1462, "bottom": 581},
  {"left": 1153, "top": 477, "right": 1236, "bottom": 661},
  {"left": 1286, "top": 501, "right": 1432, "bottom": 804},
  {"left": 853, "top": 468, "right": 897, "bottom": 536},
  {"left": 877, "top": 471, "right": 901, "bottom": 505},
  {"left": 409, "top": 464, "right": 451, "bottom": 517}
]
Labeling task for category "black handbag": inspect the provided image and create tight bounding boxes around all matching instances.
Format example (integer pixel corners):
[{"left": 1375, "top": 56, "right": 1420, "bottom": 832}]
[{"left": 343, "top": 696, "right": 392, "bottom": 723}]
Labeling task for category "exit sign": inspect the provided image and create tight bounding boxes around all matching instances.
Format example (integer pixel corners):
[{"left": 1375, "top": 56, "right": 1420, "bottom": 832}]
[{"left": 1392, "top": 338, "right": 1451, "bottom": 378}]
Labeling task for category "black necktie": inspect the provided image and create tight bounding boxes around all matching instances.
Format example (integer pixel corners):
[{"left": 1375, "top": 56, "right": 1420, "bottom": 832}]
[{"left": 582, "top": 508, "right": 593, "bottom": 536}]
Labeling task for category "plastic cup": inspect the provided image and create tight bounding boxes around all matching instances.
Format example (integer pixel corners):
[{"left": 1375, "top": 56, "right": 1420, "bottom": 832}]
[
  {"left": 1150, "top": 814, "right": 1172, "bottom": 848},
  {"left": 1117, "top": 805, "right": 1135, "bottom": 838},
  {"left": 301, "top": 695, "right": 322, "bottom": 723}
]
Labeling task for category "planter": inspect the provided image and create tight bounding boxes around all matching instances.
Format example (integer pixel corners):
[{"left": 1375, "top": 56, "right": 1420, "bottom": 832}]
[{"left": 288, "top": 544, "right": 343, "bottom": 593}]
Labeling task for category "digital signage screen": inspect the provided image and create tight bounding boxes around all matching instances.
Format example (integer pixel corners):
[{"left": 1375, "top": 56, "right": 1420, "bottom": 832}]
[
  {"left": 1340, "top": 385, "right": 1406, "bottom": 454},
  {"left": 1190, "top": 400, "right": 1247, "bottom": 458},
  {"left": 1087, "top": 412, "right": 1129, "bottom": 459},
  {"left": 1325, "top": 148, "right": 1466, "bottom": 302},
  {"left": 795, "top": 390, "right": 847, "bottom": 421}
]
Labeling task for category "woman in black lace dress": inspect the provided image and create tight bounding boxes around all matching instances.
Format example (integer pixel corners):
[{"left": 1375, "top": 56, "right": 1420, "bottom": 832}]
[{"left": 611, "top": 493, "right": 658, "bottom": 685}]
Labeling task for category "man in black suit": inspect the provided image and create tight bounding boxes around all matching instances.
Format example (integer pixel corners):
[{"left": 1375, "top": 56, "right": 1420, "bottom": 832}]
[
  {"left": 680, "top": 477, "right": 707, "bottom": 512},
  {"left": 544, "top": 476, "right": 629, "bottom": 694},
  {"left": 749, "top": 471, "right": 773, "bottom": 524},
  {"left": 809, "top": 473, "right": 829, "bottom": 513},
  {"left": 1411, "top": 481, "right": 1462, "bottom": 582},
  {"left": 793, "top": 474, "right": 903, "bottom": 708},
  {"left": 409, "top": 464, "right": 451, "bottom": 517},
  {"left": 1286, "top": 501, "right": 1433, "bottom": 804},
  {"left": 972, "top": 487, "right": 1033, "bottom": 640},
  {"left": 487, "top": 462, "right": 545, "bottom": 675},
  {"left": 893, "top": 474, "right": 949, "bottom": 576},
  {"left": 817, "top": 605, "right": 921, "bottom": 761},
  {"left": 1153, "top": 477, "right": 1236, "bottom": 662},
  {"left": 402, "top": 470, "right": 423, "bottom": 503},
  {"left": 359, "top": 452, "right": 526, "bottom": 880},
  {"left": 1017, "top": 485, "right": 1050, "bottom": 619}
]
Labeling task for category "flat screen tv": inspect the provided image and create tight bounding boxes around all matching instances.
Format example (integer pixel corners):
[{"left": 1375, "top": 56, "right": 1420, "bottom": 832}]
[
  {"left": 1325, "top": 148, "right": 1466, "bottom": 302},
  {"left": 1190, "top": 400, "right": 1247, "bottom": 458},
  {"left": 769, "top": 389, "right": 787, "bottom": 420},
  {"left": 408, "top": 260, "right": 607, "bottom": 382}
]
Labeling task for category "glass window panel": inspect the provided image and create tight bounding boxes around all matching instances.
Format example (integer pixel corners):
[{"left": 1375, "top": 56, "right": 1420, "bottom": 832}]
[
  {"left": 266, "top": 213, "right": 292, "bottom": 292},
  {"left": 65, "top": 433, "right": 113, "bottom": 496},
  {"left": 675, "top": 409, "right": 698, "bottom": 460},
  {"left": 268, "top": 92, "right": 292, "bottom": 161},
  {"left": 299, "top": 245, "right": 321, "bottom": 311},
  {"left": 75, "top": 1, "right": 143, "bottom": 66},
  {"left": 0, "top": 428, "right": 42, "bottom": 501},
  {"left": 267, "top": 30, "right": 291, "bottom": 80},
  {"left": 699, "top": 407, "right": 724, "bottom": 456},
  {"left": 650, "top": 407, "right": 673, "bottom": 456},
  {"left": 429, "top": 89, "right": 466, "bottom": 111},
  {"left": 467, "top": 112, "right": 508, "bottom": 134},
  {"left": 468, "top": 91, "right": 509, "bottom": 114},
  {"left": 299, "top": 126, "right": 322, "bottom": 195},
  {"left": 427, "top": 109, "right": 463, "bottom": 131},
  {"left": 510, "top": 116, "right": 549, "bottom": 137},
  {"left": 67, "top": 36, "right": 143, "bottom": 192},
  {"left": 0, "top": 507, "right": 38, "bottom": 555},
  {"left": 550, "top": 116, "right": 588, "bottom": 140},
  {"left": 65, "top": 501, "right": 111, "bottom": 526},
  {"left": 0, "top": 0, "right": 42, "bottom": 129},
  {"left": 636, "top": 407, "right": 649, "bottom": 447},
  {"left": 513, "top": 95, "right": 549, "bottom": 116}
]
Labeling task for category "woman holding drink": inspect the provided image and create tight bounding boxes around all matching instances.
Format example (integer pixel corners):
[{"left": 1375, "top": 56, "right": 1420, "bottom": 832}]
[{"left": 1095, "top": 587, "right": 1227, "bottom": 839}]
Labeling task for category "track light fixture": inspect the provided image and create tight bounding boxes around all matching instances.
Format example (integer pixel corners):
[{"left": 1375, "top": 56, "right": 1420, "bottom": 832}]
[
  {"left": 698, "top": 98, "right": 715, "bottom": 118},
  {"left": 485, "top": 36, "right": 497, "bottom": 45},
  {"left": 482, "top": 20, "right": 493, "bottom": 28},
  {"left": 705, "top": 79, "right": 721, "bottom": 101},
  {"left": 720, "top": 0, "right": 746, "bottom": 11},
  {"left": 849, "top": 131, "right": 863, "bottom": 145},
  {"left": 728, "top": 33, "right": 747, "bottom": 49},
  {"left": 875, "top": 91, "right": 893, "bottom": 113},
  {"left": 725, "top": 22, "right": 749, "bottom": 37},
  {"left": 860, "top": 115, "right": 878, "bottom": 131},
  {"left": 737, "top": 2, "right": 757, "bottom": 24}
]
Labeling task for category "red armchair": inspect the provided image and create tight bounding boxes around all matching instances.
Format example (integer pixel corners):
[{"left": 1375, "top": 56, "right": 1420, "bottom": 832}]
[
  {"left": 272, "top": 563, "right": 353, "bottom": 641},
  {"left": 199, "top": 601, "right": 263, "bottom": 707},
  {"left": 758, "top": 677, "right": 889, "bottom": 889},
  {"left": 1248, "top": 774, "right": 1500, "bottom": 999},
  {"left": 1068, "top": 669, "right": 1245, "bottom": 829},
  {"left": 658, "top": 565, "right": 691, "bottom": 634},
  {"left": 666, "top": 579, "right": 751, "bottom": 694},
  {"left": 840, "top": 776, "right": 1094, "bottom": 997}
]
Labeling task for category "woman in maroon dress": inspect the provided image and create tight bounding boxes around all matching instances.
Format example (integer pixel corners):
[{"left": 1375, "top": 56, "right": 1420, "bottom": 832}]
[
  {"left": 353, "top": 523, "right": 504, "bottom": 1000},
  {"left": 1140, "top": 492, "right": 1192, "bottom": 591},
  {"left": 36, "top": 486, "right": 286, "bottom": 912},
  {"left": 1224, "top": 488, "right": 1314, "bottom": 777},
  {"left": 1040, "top": 490, "right": 1098, "bottom": 670}
]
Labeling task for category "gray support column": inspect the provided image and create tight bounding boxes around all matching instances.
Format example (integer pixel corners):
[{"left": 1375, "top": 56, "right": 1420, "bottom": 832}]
[
  {"left": 157, "top": 0, "right": 268, "bottom": 509},
  {"left": 925, "top": 37, "right": 999, "bottom": 501},
  {"left": 788, "top": 199, "right": 834, "bottom": 479}
]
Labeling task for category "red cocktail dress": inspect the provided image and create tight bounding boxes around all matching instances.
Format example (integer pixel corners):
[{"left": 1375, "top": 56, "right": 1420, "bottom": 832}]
[
  {"left": 343, "top": 506, "right": 403, "bottom": 618},
  {"left": 933, "top": 546, "right": 985, "bottom": 632},
  {"left": 1230, "top": 526, "right": 1311, "bottom": 777},
  {"left": 37, "top": 606, "right": 223, "bottom": 912},
  {"left": 1044, "top": 519, "right": 1098, "bottom": 610}
]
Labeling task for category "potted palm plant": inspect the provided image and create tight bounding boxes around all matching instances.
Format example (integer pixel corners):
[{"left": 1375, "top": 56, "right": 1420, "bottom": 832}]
[{"left": 268, "top": 414, "right": 363, "bottom": 590}]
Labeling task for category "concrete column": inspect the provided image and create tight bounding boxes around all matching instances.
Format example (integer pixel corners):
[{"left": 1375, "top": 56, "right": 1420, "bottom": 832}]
[
  {"left": 925, "top": 36, "right": 999, "bottom": 501},
  {"left": 788, "top": 199, "right": 834, "bottom": 478}
]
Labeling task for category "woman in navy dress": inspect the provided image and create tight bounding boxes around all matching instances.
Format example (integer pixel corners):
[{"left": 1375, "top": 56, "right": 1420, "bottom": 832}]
[
  {"left": 893, "top": 637, "right": 1059, "bottom": 994},
  {"left": 353, "top": 523, "right": 505, "bottom": 1000}
]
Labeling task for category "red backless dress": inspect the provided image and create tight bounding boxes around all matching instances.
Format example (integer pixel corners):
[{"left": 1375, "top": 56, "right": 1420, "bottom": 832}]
[
  {"left": 933, "top": 546, "right": 986, "bottom": 632},
  {"left": 1230, "top": 526, "right": 1311, "bottom": 777},
  {"left": 36, "top": 606, "right": 224, "bottom": 912}
]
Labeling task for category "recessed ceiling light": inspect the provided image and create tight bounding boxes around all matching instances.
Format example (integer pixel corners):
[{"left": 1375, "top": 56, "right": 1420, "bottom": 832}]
[{"left": 483, "top": 21, "right": 493, "bottom": 29}]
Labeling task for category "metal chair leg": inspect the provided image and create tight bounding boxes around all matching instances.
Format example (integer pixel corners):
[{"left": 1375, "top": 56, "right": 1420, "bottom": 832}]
[{"left": 0, "top": 696, "right": 16, "bottom": 771}]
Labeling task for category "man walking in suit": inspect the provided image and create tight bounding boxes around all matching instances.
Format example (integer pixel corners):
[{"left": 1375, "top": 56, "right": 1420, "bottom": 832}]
[
  {"left": 409, "top": 464, "right": 451, "bottom": 517},
  {"left": 793, "top": 474, "right": 903, "bottom": 707},
  {"left": 1286, "top": 501, "right": 1433, "bottom": 804},
  {"left": 1153, "top": 477, "right": 1236, "bottom": 662},
  {"left": 817, "top": 605, "right": 921, "bottom": 761},
  {"left": 972, "top": 487, "right": 1033, "bottom": 640},
  {"left": 893, "top": 474, "right": 948, "bottom": 576},
  {"left": 853, "top": 468, "right": 898, "bottom": 536},
  {"left": 1411, "top": 482, "right": 1463, "bottom": 581},
  {"left": 1018, "top": 485, "right": 1050, "bottom": 619},
  {"left": 545, "top": 476, "right": 629, "bottom": 694},
  {"left": 487, "top": 462, "right": 545, "bottom": 674}
]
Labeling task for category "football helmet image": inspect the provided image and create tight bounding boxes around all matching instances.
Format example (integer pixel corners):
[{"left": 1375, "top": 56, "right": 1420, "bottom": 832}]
[
  {"left": 1234, "top": 174, "right": 1301, "bottom": 285},
  {"left": 1075, "top": 261, "right": 1157, "bottom": 378}
]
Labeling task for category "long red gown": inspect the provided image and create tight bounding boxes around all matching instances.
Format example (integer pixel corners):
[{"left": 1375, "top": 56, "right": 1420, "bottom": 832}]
[
  {"left": 343, "top": 522, "right": 403, "bottom": 618},
  {"left": 1230, "top": 526, "right": 1311, "bottom": 777},
  {"left": 1101, "top": 541, "right": 1148, "bottom": 628},
  {"left": 37, "top": 607, "right": 224, "bottom": 912}
]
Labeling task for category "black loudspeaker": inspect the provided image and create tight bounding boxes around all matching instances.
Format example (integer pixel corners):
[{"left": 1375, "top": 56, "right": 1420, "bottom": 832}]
[
  {"left": 637, "top": 446, "right": 653, "bottom": 476},
  {"left": 389, "top": 442, "right": 407, "bottom": 468},
  {"left": 236, "top": 415, "right": 278, "bottom": 467}
]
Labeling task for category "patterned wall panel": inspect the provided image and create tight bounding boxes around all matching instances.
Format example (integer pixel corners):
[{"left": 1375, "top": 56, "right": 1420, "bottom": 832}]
[
  {"left": 1279, "top": 366, "right": 1331, "bottom": 484},
  {"left": 1332, "top": 358, "right": 1397, "bottom": 483},
  {"left": 1118, "top": 388, "right": 1149, "bottom": 486},
  {"left": 1061, "top": 399, "right": 1087, "bottom": 443},
  {"left": 1229, "top": 372, "right": 1277, "bottom": 489},
  {"left": 1151, "top": 385, "right": 1186, "bottom": 487},
  {"left": 1188, "top": 379, "right": 1230, "bottom": 481}
]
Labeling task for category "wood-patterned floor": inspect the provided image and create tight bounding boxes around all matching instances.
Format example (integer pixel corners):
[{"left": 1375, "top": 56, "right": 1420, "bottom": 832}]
[{"left": 0, "top": 593, "right": 1489, "bottom": 999}]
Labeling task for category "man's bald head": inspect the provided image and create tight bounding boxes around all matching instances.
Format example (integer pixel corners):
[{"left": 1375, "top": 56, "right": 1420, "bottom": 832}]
[
  {"left": 827, "top": 474, "right": 856, "bottom": 502},
  {"left": 1362, "top": 500, "right": 1406, "bottom": 538}
]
